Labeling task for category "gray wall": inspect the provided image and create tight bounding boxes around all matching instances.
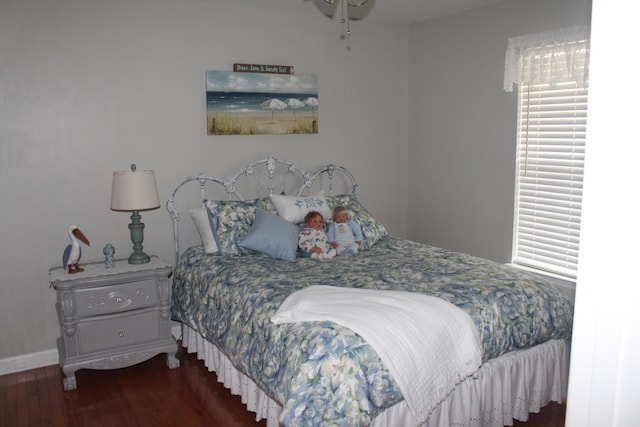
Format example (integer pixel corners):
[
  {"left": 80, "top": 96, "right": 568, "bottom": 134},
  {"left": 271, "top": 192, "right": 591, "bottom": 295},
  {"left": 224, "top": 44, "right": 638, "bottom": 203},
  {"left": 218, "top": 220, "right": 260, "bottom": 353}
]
[
  {"left": 0, "top": 0, "right": 409, "bottom": 359},
  {"left": 0, "top": 0, "right": 591, "bottom": 361},
  {"left": 407, "top": 0, "right": 591, "bottom": 262}
]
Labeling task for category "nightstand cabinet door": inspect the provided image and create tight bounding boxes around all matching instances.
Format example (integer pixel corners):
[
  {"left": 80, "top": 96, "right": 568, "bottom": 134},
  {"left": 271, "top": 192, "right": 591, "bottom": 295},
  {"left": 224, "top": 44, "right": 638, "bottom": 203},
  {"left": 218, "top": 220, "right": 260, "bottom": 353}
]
[{"left": 50, "top": 257, "right": 180, "bottom": 391}]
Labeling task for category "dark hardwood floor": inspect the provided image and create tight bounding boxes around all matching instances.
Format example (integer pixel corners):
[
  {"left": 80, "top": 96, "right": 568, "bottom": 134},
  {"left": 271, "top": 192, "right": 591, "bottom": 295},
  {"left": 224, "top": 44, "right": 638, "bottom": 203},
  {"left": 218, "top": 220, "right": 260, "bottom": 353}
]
[{"left": 1, "top": 345, "right": 565, "bottom": 426}]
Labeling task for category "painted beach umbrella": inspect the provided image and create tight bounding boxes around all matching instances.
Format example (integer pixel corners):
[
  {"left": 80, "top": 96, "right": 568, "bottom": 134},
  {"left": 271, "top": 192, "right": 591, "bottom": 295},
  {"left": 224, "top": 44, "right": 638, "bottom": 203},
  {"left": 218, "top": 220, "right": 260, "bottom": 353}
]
[
  {"left": 286, "top": 98, "right": 305, "bottom": 119},
  {"left": 261, "top": 98, "right": 288, "bottom": 122},
  {"left": 303, "top": 96, "right": 318, "bottom": 108},
  {"left": 303, "top": 97, "right": 318, "bottom": 118}
]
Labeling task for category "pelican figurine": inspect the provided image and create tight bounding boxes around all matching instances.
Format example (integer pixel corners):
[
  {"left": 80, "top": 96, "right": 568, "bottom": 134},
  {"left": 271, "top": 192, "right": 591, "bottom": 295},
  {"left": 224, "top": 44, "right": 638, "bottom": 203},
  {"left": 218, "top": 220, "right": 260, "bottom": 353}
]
[{"left": 63, "top": 225, "right": 90, "bottom": 273}]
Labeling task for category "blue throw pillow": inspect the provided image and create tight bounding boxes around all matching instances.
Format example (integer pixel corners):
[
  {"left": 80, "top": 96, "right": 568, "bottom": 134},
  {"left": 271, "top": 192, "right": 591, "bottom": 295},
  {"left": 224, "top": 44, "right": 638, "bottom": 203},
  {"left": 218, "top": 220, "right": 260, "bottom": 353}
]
[{"left": 240, "top": 208, "right": 300, "bottom": 262}]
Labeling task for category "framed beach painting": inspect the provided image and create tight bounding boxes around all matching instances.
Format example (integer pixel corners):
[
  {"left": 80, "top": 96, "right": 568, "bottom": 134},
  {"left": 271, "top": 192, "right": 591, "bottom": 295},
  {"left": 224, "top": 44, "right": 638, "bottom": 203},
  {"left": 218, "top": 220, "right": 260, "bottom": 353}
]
[{"left": 206, "top": 71, "right": 319, "bottom": 135}]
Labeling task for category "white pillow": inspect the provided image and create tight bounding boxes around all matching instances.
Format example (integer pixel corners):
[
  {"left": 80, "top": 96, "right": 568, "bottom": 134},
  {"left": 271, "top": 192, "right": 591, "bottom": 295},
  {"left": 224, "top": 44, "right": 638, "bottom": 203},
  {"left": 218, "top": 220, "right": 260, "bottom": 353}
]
[
  {"left": 189, "top": 207, "right": 218, "bottom": 253},
  {"left": 270, "top": 190, "right": 332, "bottom": 224}
]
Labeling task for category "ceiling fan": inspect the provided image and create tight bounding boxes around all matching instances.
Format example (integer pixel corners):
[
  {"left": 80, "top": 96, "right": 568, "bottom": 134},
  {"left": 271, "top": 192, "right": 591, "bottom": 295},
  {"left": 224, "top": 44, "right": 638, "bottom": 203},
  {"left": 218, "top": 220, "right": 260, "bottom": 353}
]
[
  {"left": 306, "top": 0, "right": 372, "bottom": 18},
  {"left": 305, "top": 0, "right": 375, "bottom": 48}
]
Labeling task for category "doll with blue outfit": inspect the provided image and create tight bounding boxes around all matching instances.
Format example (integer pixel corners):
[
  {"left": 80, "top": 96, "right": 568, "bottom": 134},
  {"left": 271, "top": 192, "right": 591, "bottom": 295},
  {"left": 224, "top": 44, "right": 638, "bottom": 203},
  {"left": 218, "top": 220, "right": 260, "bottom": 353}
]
[{"left": 328, "top": 206, "right": 363, "bottom": 256}]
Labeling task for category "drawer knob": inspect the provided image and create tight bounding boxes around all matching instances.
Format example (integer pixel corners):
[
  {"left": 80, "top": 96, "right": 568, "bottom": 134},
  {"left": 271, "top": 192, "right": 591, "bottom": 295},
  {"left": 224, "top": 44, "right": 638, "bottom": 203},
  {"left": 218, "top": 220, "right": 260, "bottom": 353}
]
[
  {"left": 115, "top": 296, "right": 122, "bottom": 303},
  {"left": 118, "top": 331, "right": 125, "bottom": 337}
]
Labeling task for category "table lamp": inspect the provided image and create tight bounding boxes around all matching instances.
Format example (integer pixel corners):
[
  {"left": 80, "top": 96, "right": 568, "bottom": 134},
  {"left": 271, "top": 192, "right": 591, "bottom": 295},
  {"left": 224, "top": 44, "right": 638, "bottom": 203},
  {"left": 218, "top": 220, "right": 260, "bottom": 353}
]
[{"left": 110, "top": 164, "right": 161, "bottom": 264}]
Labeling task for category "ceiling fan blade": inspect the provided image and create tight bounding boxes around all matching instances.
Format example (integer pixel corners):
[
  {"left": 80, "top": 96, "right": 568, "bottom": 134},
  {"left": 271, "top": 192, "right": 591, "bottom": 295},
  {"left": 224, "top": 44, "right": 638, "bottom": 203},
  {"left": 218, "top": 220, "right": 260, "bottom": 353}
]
[
  {"left": 307, "top": 0, "right": 374, "bottom": 20},
  {"left": 347, "top": 0, "right": 374, "bottom": 21},
  {"left": 312, "top": 0, "right": 339, "bottom": 18}
]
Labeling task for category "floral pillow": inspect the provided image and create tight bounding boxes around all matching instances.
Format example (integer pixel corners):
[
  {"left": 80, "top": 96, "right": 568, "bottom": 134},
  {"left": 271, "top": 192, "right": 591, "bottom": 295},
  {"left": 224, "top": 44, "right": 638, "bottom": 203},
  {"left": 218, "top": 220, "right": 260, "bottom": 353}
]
[
  {"left": 325, "top": 194, "right": 388, "bottom": 250},
  {"left": 271, "top": 190, "right": 333, "bottom": 224},
  {"left": 205, "top": 197, "right": 274, "bottom": 256}
]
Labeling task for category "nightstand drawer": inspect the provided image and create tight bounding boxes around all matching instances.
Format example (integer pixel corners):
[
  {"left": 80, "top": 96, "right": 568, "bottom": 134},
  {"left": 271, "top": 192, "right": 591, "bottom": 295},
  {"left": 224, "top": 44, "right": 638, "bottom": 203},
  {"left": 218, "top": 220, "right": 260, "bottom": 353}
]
[
  {"left": 76, "top": 309, "right": 162, "bottom": 354},
  {"left": 74, "top": 279, "right": 159, "bottom": 318}
]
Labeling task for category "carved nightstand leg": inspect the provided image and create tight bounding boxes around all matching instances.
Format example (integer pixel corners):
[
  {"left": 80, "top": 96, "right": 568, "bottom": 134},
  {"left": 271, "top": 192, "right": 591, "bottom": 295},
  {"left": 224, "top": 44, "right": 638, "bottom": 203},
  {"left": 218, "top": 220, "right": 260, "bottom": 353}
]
[
  {"left": 63, "top": 372, "right": 77, "bottom": 391},
  {"left": 167, "top": 353, "right": 180, "bottom": 369}
]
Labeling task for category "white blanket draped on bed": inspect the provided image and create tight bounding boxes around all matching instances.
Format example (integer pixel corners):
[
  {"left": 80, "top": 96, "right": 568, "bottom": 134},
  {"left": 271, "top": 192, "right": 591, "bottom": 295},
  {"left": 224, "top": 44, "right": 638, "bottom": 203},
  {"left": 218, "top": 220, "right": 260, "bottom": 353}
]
[{"left": 271, "top": 285, "right": 483, "bottom": 422}]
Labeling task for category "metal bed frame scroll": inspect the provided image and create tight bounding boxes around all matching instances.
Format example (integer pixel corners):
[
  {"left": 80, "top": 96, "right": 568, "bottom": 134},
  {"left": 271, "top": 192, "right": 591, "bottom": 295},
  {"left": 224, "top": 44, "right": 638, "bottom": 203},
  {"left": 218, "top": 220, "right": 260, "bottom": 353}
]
[{"left": 166, "top": 156, "right": 358, "bottom": 264}]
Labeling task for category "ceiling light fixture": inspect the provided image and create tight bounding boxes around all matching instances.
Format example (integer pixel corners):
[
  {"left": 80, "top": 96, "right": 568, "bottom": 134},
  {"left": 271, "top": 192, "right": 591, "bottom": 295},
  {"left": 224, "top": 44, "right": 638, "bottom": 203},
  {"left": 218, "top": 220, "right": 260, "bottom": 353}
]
[{"left": 311, "top": 0, "right": 372, "bottom": 50}]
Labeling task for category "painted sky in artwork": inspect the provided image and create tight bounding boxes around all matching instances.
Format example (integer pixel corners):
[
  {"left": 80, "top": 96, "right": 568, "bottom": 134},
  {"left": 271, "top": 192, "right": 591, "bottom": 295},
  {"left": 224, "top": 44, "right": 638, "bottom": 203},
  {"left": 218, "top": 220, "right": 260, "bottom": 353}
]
[{"left": 206, "top": 71, "right": 317, "bottom": 94}]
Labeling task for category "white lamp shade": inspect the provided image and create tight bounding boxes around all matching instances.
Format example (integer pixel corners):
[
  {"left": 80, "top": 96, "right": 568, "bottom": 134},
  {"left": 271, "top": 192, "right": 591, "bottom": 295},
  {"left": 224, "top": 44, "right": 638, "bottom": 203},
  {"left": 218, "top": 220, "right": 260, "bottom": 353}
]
[{"left": 110, "top": 169, "right": 161, "bottom": 211}]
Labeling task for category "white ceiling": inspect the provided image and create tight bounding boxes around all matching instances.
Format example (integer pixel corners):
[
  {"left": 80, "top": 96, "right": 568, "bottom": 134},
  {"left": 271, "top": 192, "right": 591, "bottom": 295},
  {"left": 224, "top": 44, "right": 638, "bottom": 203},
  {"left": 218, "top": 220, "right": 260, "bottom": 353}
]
[{"left": 212, "top": 0, "right": 507, "bottom": 25}]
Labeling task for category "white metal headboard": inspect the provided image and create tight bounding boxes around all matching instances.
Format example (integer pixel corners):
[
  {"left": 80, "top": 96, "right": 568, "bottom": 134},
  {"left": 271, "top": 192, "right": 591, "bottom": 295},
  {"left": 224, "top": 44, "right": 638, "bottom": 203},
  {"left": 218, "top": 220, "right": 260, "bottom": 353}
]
[{"left": 166, "top": 156, "right": 358, "bottom": 264}]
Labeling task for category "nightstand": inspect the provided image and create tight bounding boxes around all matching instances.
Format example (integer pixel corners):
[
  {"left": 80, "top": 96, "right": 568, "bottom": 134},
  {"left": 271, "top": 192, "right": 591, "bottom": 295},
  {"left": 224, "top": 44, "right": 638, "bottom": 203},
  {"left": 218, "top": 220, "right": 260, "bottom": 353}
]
[{"left": 49, "top": 256, "right": 179, "bottom": 391}]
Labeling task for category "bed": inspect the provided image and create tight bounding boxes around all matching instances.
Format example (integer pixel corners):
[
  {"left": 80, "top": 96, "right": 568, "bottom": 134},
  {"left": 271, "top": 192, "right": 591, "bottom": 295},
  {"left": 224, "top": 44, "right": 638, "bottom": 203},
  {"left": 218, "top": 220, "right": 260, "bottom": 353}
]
[{"left": 167, "top": 156, "right": 573, "bottom": 427}]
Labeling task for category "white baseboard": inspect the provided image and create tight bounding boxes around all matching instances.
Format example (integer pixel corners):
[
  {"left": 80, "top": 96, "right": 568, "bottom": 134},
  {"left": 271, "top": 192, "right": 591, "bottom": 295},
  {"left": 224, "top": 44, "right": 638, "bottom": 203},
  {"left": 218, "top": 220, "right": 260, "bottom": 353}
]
[
  {"left": 1, "top": 325, "right": 183, "bottom": 376},
  {"left": 0, "top": 348, "right": 59, "bottom": 376}
]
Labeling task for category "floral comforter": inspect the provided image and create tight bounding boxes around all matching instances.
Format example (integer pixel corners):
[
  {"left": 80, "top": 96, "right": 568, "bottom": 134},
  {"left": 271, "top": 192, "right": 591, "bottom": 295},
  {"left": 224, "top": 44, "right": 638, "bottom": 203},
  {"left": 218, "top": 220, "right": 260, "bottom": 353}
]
[{"left": 171, "top": 236, "right": 573, "bottom": 426}]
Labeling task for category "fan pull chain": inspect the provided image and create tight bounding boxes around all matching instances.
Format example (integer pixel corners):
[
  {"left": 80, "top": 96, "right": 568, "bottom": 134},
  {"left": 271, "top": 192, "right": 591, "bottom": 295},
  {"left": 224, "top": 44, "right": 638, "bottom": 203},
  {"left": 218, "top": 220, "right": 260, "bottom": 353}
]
[{"left": 338, "top": 0, "right": 351, "bottom": 50}]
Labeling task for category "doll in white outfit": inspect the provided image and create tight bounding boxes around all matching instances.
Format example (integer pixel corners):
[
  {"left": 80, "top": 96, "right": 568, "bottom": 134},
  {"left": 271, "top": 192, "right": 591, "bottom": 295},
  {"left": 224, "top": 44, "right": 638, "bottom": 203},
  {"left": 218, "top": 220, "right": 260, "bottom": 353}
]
[
  {"left": 298, "top": 211, "right": 337, "bottom": 260},
  {"left": 328, "top": 206, "right": 363, "bottom": 256}
]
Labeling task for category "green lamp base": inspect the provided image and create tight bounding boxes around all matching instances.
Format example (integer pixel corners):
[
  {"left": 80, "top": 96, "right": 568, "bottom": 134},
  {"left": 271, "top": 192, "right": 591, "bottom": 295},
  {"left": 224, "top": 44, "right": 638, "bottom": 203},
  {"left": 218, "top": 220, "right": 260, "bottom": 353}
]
[
  {"left": 127, "top": 210, "right": 151, "bottom": 265},
  {"left": 128, "top": 251, "right": 151, "bottom": 265}
]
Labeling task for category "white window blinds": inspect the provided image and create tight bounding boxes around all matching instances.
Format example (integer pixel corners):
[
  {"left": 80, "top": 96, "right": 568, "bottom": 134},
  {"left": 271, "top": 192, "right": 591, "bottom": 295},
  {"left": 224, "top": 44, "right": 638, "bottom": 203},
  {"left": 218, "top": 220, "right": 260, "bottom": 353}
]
[
  {"left": 512, "top": 81, "right": 587, "bottom": 278},
  {"left": 508, "top": 27, "right": 590, "bottom": 279}
]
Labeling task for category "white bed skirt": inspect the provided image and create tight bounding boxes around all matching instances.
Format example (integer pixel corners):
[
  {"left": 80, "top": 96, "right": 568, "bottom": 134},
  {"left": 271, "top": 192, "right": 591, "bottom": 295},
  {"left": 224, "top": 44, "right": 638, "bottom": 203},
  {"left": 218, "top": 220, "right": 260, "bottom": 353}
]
[{"left": 181, "top": 324, "right": 569, "bottom": 427}]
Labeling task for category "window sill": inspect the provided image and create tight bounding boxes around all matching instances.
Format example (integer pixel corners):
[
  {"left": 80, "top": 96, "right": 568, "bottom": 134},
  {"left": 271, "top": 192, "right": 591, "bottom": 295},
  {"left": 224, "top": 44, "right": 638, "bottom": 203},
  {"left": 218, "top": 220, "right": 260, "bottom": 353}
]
[{"left": 508, "top": 263, "right": 576, "bottom": 303}]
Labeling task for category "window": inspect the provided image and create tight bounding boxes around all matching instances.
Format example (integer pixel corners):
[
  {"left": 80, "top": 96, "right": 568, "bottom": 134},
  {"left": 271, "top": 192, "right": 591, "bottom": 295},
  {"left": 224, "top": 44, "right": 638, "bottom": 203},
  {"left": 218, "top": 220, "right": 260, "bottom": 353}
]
[
  {"left": 512, "top": 81, "right": 587, "bottom": 279},
  {"left": 504, "top": 26, "right": 589, "bottom": 280}
]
